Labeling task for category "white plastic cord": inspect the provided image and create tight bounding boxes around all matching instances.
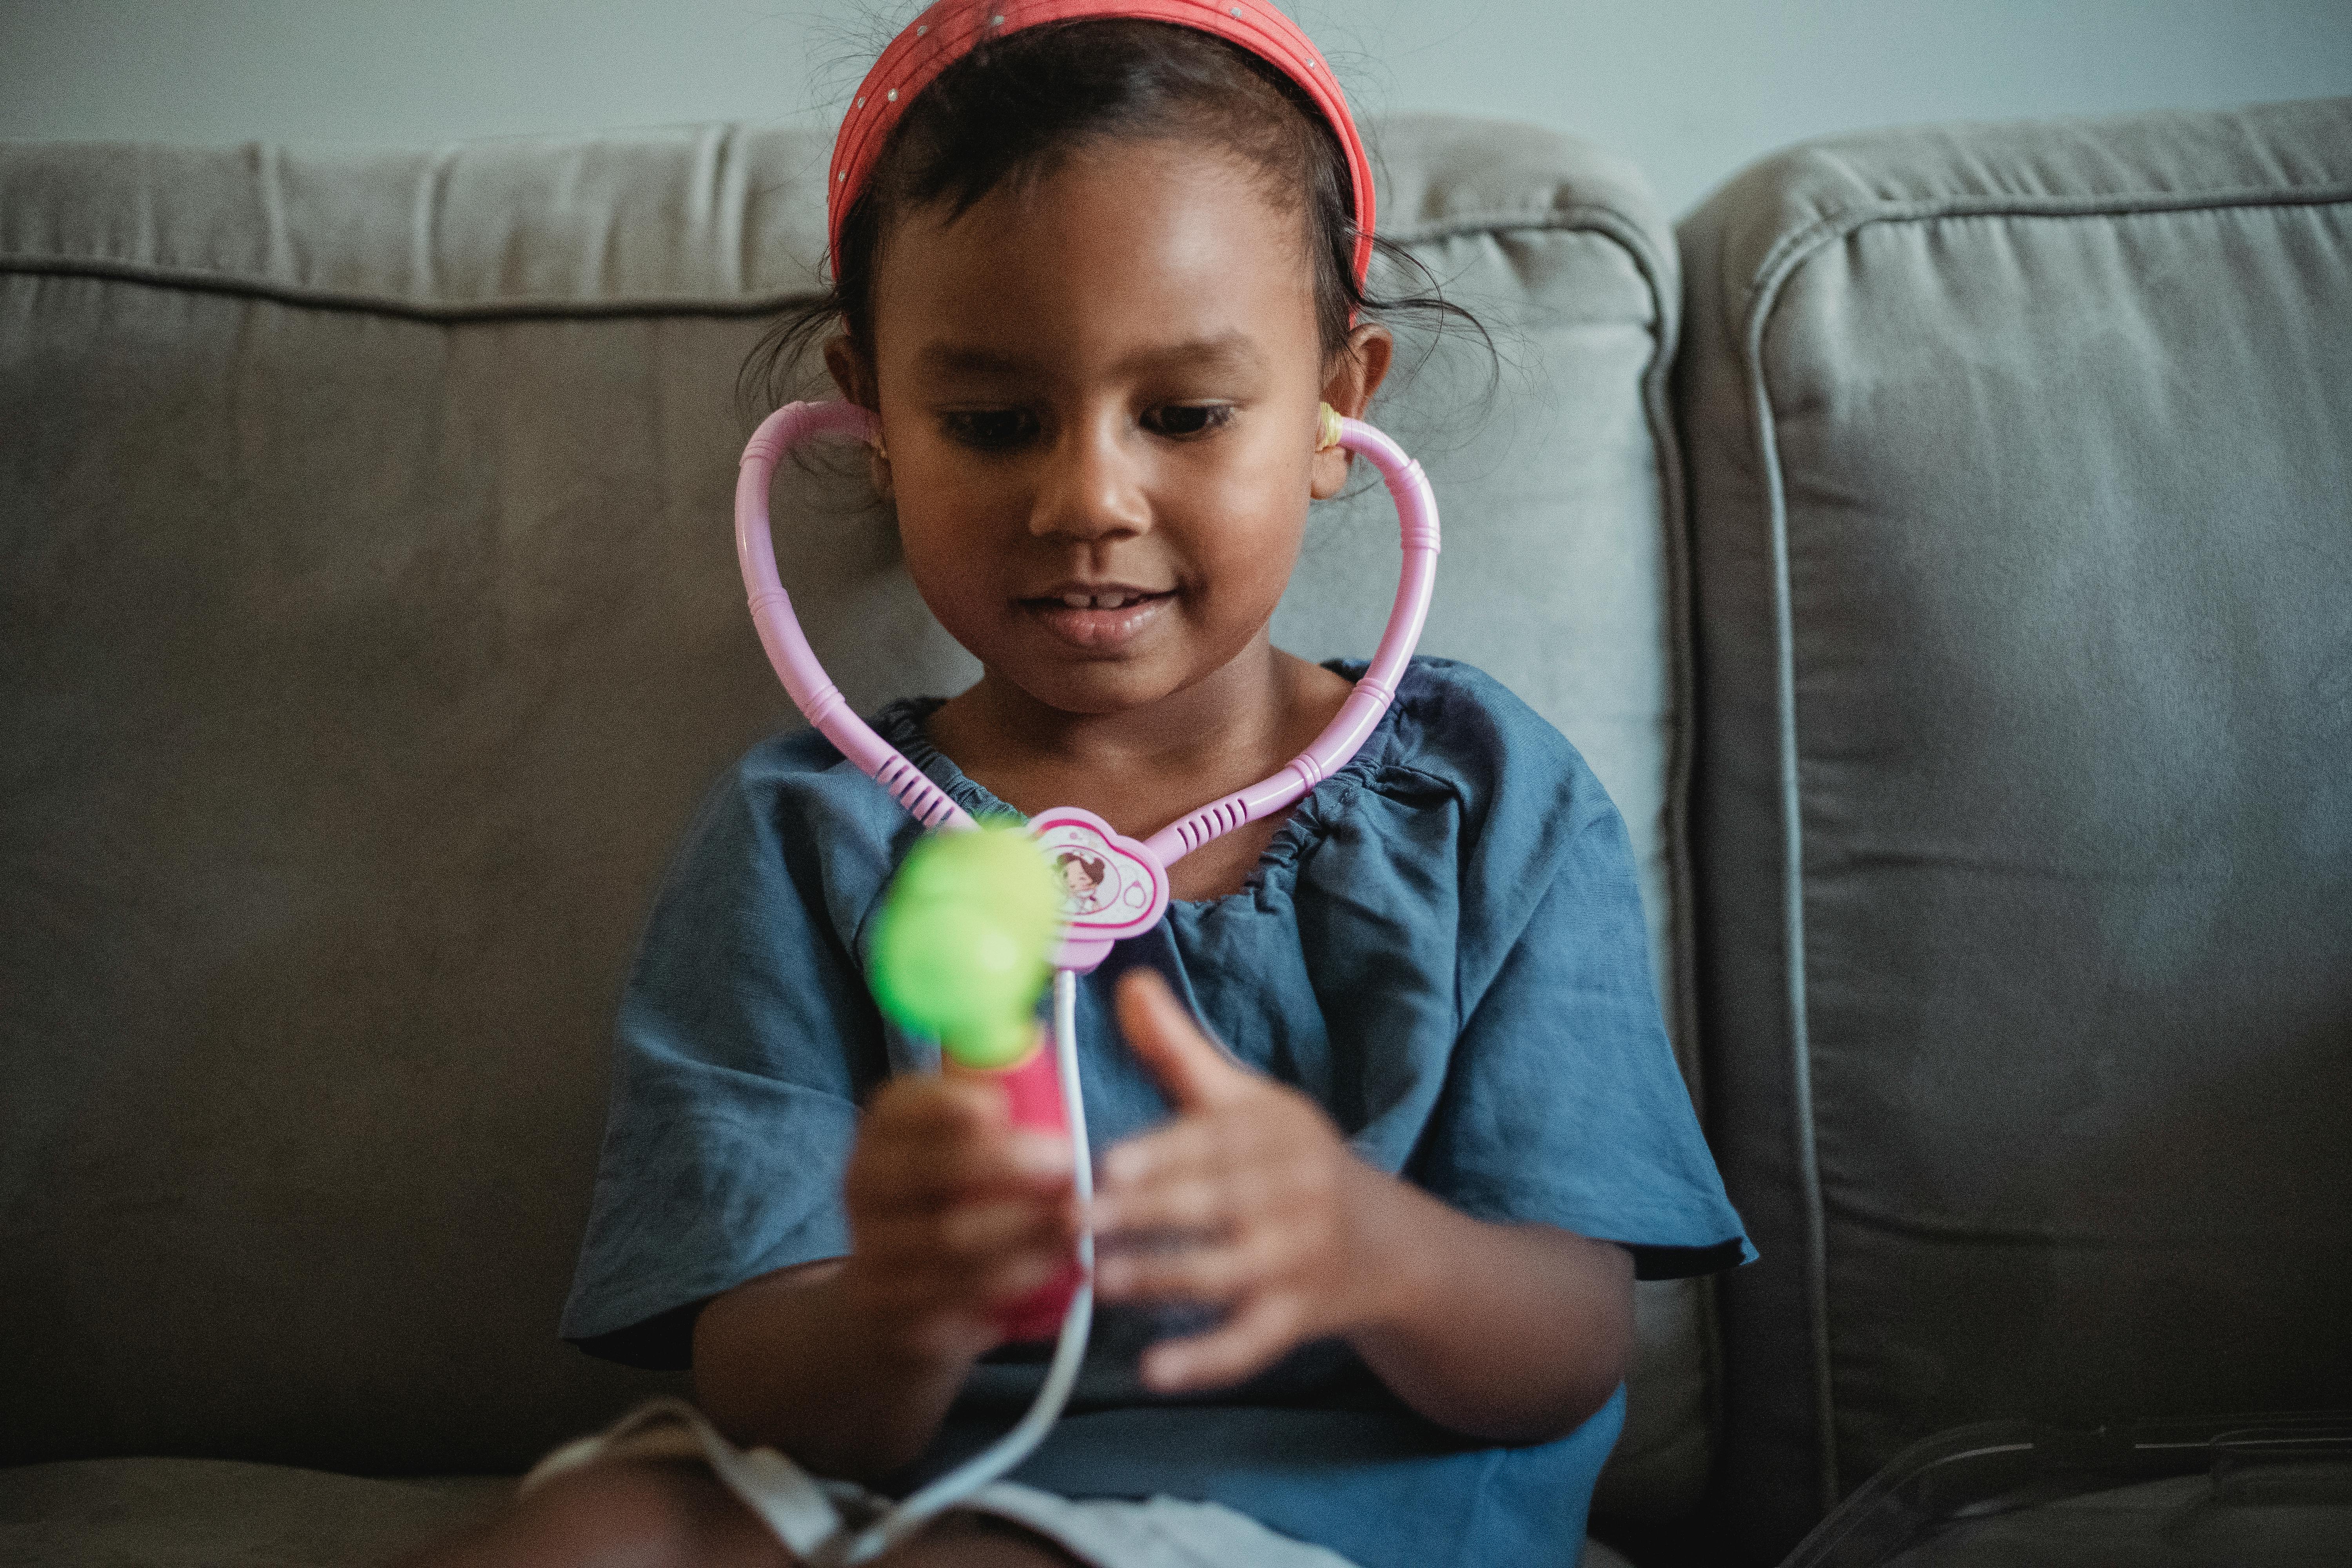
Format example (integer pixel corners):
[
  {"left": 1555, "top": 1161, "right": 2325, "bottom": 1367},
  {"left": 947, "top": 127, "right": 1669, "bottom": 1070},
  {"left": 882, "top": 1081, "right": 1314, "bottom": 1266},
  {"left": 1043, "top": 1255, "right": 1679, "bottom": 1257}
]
[{"left": 835, "top": 968, "right": 1095, "bottom": 1564}]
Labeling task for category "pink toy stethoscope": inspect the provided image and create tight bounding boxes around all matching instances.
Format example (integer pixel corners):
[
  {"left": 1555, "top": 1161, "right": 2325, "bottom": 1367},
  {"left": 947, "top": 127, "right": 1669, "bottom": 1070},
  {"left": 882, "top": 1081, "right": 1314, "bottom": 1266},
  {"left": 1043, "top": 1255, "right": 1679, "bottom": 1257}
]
[{"left": 733, "top": 399, "right": 1437, "bottom": 1562}]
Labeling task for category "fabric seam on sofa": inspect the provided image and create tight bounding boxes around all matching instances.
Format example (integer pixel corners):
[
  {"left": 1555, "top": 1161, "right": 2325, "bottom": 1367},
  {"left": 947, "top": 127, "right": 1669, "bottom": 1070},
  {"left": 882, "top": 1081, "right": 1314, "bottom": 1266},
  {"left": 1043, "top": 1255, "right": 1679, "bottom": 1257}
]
[
  {"left": 0, "top": 255, "right": 826, "bottom": 322},
  {"left": 1734, "top": 182, "right": 2352, "bottom": 321},
  {"left": 1731, "top": 180, "right": 2352, "bottom": 1521},
  {"left": 0, "top": 202, "right": 1666, "bottom": 318}
]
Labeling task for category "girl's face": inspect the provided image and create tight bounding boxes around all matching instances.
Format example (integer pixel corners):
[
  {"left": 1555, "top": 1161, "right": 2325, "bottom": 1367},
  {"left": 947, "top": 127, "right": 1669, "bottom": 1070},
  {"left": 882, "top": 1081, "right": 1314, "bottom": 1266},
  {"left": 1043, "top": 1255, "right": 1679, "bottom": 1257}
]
[{"left": 835, "top": 139, "right": 1385, "bottom": 720}]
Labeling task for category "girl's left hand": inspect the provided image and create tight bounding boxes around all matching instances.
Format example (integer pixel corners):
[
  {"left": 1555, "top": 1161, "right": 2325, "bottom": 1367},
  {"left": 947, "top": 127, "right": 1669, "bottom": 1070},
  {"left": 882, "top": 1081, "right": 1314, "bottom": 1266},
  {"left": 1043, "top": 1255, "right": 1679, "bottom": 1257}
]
[{"left": 1089, "top": 969, "right": 1389, "bottom": 1393}]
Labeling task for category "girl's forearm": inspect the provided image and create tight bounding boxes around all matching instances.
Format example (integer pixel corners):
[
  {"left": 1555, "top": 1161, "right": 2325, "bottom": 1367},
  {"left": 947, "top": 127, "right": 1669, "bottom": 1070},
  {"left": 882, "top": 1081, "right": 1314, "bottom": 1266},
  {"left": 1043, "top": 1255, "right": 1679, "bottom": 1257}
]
[
  {"left": 1341, "top": 1165, "right": 1633, "bottom": 1445},
  {"left": 691, "top": 1261, "right": 978, "bottom": 1481}
]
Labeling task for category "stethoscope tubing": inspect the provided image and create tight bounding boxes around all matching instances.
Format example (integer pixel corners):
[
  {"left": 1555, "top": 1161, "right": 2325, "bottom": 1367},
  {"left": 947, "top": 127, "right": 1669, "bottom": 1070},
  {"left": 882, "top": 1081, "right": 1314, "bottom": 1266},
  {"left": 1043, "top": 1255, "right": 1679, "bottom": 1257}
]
[
  {"left": 832, "top": 967, "right": 1093, "bottom": 1564},
  {"left": 734, "top": 399, "right": 1440, "bottom": 860}
]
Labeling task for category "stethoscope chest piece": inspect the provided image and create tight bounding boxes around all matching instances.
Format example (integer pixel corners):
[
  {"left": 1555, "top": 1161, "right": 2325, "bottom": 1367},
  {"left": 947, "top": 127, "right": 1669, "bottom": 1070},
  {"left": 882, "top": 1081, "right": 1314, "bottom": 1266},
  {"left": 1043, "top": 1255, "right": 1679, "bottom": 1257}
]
[{"left": 1029, "top": 805, "right": 1171, "bottom": 973}]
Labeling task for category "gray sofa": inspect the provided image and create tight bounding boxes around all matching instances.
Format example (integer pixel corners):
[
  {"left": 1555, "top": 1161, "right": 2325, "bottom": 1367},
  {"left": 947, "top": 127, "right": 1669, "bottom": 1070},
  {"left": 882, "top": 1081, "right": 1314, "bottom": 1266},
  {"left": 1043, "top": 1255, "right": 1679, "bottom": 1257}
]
[{"left": 2, "top": 97, "right": 2346, "bottom": 1567}]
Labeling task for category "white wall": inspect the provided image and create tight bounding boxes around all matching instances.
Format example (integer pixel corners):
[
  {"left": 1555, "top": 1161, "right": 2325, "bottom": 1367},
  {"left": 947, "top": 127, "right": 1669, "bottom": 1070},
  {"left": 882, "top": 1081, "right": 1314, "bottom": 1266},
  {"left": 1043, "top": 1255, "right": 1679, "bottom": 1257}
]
[{"left": 2, "top": 0, "right": 2346, "bottom": 216}]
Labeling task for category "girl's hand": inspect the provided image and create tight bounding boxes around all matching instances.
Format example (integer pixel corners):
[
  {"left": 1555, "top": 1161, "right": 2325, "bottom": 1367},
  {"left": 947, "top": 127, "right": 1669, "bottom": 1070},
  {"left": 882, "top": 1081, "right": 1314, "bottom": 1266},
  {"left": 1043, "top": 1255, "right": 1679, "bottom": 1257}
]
[
  {"left": 1089, "top": 970, "right": 1391, "bottom": 1392},
  {"left": 840, "top": 1070, "right": 1079, "bottom": 1362}
]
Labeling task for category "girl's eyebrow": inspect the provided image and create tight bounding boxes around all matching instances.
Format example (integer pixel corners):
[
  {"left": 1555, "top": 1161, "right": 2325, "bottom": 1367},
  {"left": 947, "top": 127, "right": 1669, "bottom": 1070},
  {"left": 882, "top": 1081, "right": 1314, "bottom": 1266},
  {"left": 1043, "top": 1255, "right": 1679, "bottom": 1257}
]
[
  {"left": 919, "top": 344, "right": 1033, "bottom": 378},
  {"left": 916, "top": 334, "right": 1264, "bottom": 380},
  {"left": 1117, "top": 334, "right": 1264, "bottom": 377}
]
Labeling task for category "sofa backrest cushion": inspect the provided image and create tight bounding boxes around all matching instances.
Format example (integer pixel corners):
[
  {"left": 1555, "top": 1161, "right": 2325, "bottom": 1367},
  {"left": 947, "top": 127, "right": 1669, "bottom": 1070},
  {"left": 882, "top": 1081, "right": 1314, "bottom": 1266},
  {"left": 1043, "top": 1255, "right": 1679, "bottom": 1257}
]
[
  {"left": 0, "top": 116, "right": 1716, "bottom": 1511},
  {"left": 1677, "top": 97, "right": 2352, "bottom": 1559}
]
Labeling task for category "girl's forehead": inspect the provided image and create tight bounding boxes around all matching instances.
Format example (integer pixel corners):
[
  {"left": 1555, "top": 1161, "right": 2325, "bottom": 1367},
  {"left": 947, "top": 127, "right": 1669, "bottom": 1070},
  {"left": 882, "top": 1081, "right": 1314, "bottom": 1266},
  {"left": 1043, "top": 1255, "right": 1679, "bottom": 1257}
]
[{"left": 870, "top": 140, "right": 1319, "bottom": 370}]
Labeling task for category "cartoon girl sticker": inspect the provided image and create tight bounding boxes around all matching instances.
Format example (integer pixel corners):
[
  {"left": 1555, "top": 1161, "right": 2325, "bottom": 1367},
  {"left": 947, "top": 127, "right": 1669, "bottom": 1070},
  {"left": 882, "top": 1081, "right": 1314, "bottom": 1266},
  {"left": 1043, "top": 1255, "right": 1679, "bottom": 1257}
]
[{"left": 1055, "top": 851, "right": 1111, "bottom": 916}]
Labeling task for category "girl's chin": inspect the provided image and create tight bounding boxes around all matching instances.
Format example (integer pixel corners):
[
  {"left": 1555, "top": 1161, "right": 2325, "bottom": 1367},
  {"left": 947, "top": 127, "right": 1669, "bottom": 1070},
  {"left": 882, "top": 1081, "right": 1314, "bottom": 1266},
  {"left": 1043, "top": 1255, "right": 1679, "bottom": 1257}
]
[
  {"left": 983, "top": 650, "right": 1196, "bottom": 720},
  {"left": 964, "top": 610, "right": 1272, "bottom": 721},
  {"left": 1006, "top": 667, "right": 1182, "bottom": 718}
]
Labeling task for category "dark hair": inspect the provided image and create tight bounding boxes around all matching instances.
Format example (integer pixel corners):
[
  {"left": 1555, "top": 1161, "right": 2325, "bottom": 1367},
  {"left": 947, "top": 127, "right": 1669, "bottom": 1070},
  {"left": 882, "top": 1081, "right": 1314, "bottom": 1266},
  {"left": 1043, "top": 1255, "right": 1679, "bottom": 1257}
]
[{"left": 742, "top": 18, "right": 1486, "bottom": 411}]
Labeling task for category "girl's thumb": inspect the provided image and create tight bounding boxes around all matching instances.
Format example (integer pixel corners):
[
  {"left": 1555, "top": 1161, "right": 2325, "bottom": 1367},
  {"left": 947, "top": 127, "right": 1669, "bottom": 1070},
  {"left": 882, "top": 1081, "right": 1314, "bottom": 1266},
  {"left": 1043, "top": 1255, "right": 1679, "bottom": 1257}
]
[{"left": 1114, "top": 969, "right": 1239, "bottom": 1108}]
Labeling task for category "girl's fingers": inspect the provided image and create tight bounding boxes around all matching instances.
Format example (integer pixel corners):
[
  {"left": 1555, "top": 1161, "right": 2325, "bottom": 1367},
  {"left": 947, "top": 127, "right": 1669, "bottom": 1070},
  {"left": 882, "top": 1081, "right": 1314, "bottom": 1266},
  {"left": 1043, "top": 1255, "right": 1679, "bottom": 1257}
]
[
  {"left": 1098, "top": 1113, "right": 1220, "bottom": 1191},
  {"left": 842, "top": 1076, "right": 1085, "bottom": 1339},
  {"left": 862, "top": 1075, "right": 1071, "bottom": 1192},
  {"left": 976, "top": 1246, "right": 1077, "bottom": 1307},
  {"left": 1141, "top": 1295, "right": 1303, "bottom": 1393},
  {"left": 859, "top": 1194, "right": 1076, "bottom": 1265},
  {"left": 853, "top": 1124, "right": 1073, "bottom": 1209},
  {"left": 938, "top": 1196, "right": 1069, "bottom": 1256},
  {"left": 867, "top": 1073, "right": 1006, "bottom": 1139},
  {"left": 1093, "top": 1130, "right": 1235, "bottom": 1236},
  {"left": 851, "top": 1210, "right": 1076, "bottom": 1317},
  {"left": 940, "top": 1128, "right": 1073, "bottom": 1194},
  {"left": 1094, "top": 1229, "right": 1269, "bottom": 1304},
  {"left": 1091, "top": 1174, "right": 1231, "bottom": 1241},
  {"left": 1115, "top": 970, "right": 1249, "bottom": 1111}
]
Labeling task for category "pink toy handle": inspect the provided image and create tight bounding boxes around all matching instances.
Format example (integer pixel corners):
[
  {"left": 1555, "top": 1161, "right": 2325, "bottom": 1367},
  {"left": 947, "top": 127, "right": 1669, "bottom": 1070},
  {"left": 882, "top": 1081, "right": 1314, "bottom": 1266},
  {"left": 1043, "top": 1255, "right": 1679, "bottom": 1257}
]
[
  {"left": 735, "top": 403, "right": 1438, "bottom": 868},
  {"left": 735, "top": 401, "right": 974, "bottom": 830},
  {"left": 949, "top": 1045, "right": 1081, "bottom": 1340},
  {"left": 1141, "top": 417, "right": 1439, "bottom": 864}
]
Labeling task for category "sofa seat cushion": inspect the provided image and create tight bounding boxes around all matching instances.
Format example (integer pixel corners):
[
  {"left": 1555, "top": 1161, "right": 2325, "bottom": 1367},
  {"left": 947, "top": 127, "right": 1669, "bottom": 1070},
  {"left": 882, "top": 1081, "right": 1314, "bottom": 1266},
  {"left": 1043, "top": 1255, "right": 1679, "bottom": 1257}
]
[{"left": 0, "top": 1458, "right": 509, "bottom": 1567}]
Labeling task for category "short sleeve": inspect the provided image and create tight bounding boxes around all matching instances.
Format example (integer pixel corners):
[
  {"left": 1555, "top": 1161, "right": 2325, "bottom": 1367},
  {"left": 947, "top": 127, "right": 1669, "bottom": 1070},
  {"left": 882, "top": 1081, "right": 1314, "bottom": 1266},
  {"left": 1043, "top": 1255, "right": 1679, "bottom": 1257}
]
[
  {"left": 1416, "top": 800, "right": 1751, "bottom": 1281},
  {"left": 559, "top": 751, "right": 893, "bottom": 1367}
]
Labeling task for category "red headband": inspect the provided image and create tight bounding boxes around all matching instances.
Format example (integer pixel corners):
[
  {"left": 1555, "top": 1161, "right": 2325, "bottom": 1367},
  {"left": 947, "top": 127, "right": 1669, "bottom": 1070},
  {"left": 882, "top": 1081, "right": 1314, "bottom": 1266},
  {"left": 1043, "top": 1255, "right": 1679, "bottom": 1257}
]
[{"left": 826, "top": 0, "right": 1375, "bottom": 289}]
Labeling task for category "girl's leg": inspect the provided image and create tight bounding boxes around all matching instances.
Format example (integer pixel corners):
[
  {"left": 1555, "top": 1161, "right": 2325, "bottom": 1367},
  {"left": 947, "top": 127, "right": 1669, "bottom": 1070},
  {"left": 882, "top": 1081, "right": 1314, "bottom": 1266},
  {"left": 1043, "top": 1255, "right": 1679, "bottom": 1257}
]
[
  {"left": 399, "top": 1457, "right": 1081, "bottom": 1568},
  {"left": 891, "top": 1514, "right": 1087, "bottom": 1567}
]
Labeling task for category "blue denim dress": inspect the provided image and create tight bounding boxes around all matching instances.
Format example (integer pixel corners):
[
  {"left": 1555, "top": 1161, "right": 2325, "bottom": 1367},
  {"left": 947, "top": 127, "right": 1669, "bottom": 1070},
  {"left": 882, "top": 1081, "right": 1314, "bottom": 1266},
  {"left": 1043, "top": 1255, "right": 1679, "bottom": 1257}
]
[{"left": 562, "top": 657, "right": 1750, "bottom": 1567}]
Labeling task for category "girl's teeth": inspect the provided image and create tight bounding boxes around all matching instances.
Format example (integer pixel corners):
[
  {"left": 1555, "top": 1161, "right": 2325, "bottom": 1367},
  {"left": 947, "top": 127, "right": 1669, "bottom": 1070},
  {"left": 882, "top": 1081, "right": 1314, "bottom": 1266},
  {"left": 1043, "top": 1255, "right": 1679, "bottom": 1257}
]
[{"left": 1060, "top": 592, "right": 1140, "bottom": 609}]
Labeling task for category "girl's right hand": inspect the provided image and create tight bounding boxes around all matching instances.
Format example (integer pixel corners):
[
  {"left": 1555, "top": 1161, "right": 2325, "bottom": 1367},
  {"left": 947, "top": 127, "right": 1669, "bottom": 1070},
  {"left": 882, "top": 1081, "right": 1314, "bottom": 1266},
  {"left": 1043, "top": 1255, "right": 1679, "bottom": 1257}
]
[{"left": 839, "top": 1073, "right": 1080, "bottom": 1361}]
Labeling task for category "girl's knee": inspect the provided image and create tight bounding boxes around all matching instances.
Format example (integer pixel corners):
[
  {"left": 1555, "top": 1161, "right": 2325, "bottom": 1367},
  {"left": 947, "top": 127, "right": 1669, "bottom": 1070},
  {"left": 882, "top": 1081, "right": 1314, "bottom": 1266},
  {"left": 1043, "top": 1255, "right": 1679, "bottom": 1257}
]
[
  {"left": 404, "top": 1462, "right": 1079, "bottom": 1568},
  {"left": 873, "top": 1514, "right": 1083, "bottom": 1567},
  {"left": 405, "top": 1457, "right": 794, "bottom": 1568}
]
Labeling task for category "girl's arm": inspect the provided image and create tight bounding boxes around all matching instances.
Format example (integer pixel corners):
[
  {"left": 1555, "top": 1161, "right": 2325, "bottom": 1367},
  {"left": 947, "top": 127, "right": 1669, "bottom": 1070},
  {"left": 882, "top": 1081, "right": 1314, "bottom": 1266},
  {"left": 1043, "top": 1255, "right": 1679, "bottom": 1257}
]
[
  {"left": 1090, "top": 972, "right": 1634, "bottom": 1444},
  {"left": 1325, "top": 1160, "right": 1633, "bottom": 1443},
  {"left": 693, "top": 1074, "right": 1080, "bottom": 1479}
]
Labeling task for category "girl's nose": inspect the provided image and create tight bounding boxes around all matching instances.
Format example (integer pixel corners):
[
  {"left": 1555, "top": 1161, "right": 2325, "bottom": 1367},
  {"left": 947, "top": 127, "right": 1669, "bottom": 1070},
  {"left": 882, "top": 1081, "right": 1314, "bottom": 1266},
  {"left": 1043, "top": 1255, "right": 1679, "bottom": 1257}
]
[{"left": 1028, "top": 413, "right": 1151, "bottom": 543}]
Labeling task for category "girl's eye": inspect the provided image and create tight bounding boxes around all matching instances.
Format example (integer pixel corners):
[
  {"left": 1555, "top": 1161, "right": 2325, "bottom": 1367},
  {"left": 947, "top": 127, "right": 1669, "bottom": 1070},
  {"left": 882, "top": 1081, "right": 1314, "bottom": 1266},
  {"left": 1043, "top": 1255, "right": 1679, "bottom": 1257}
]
[
  {"left": 1140, "top": 403, "right": 1234, "bottom": 439},
  {"left": 940, "top": 408, "right": 1040, "bottom": 450}
]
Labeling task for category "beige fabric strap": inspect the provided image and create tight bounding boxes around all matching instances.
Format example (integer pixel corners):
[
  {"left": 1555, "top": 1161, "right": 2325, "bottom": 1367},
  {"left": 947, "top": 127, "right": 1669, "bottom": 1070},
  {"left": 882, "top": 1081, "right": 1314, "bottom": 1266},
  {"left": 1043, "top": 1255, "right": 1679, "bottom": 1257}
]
[
  {"left": 521, "top": 1397, "right": 848, "bottom": 1559},
  {"left": 521, "top": 1398, "right": 1361, "bottom": 1568}
]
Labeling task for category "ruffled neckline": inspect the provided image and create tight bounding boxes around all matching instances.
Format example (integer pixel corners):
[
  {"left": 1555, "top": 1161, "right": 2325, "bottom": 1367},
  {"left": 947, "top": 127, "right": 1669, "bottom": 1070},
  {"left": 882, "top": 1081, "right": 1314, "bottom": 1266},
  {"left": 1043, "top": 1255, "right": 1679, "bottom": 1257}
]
[{"left": 867, "top": 661, "right": 1408, "bottom": 909}]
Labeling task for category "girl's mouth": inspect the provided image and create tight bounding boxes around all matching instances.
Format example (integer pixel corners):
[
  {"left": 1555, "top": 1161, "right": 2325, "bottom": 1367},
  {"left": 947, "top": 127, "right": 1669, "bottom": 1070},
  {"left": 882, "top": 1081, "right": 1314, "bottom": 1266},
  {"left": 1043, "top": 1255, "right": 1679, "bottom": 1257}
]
[{"left": 1020, "top": 587, "right": 1176, "bottom": 652}]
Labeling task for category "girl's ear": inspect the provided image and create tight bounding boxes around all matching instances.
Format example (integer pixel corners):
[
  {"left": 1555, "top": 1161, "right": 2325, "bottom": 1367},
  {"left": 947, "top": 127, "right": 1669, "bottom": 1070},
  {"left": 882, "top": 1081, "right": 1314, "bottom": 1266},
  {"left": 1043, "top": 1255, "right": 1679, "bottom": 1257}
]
[
  {"left": 823, "top": 333, "right": 892, "bottom": 497},
  {"left": 823, "top": 332, "right": 878, "bottom": 410},
  {"left": 1310, "top": 324, "right": 1396, "bottom": 500}
]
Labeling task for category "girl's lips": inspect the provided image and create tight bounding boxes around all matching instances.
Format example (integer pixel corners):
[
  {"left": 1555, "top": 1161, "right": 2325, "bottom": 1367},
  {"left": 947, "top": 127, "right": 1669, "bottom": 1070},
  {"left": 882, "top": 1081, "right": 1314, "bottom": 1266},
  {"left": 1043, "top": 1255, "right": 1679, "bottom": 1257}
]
[{"left": 1022, "top": 590, "right": 1175, "bottom": 652}]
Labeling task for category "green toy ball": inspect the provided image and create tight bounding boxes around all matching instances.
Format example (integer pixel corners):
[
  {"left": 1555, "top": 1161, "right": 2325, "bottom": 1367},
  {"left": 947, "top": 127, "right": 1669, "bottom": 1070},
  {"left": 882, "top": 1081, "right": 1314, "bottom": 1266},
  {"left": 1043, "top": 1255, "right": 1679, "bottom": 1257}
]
[{"left": 868, "top": 823, "right": 1064, "bottom": 1070}]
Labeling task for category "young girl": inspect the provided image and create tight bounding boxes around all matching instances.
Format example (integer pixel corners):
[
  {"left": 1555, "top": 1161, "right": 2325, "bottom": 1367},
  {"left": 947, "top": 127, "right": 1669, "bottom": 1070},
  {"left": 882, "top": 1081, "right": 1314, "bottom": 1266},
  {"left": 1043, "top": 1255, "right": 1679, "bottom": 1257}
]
[{"left": 424, "top": 3, "right": 1747, "bottom": 1564}]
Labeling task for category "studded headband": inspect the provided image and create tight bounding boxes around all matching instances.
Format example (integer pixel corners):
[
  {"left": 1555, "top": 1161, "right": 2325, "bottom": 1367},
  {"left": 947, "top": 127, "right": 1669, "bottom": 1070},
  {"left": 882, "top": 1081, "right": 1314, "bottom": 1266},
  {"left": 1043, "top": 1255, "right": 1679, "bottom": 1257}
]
[{"left": 825, "top": 0, "right": 1376, "bottom": 289}]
